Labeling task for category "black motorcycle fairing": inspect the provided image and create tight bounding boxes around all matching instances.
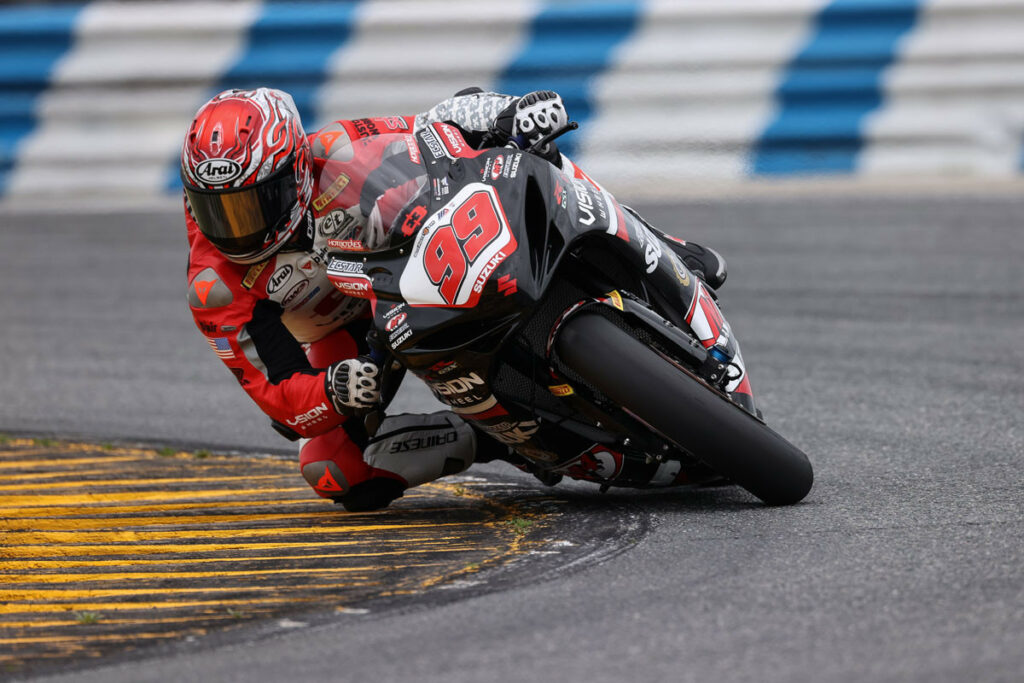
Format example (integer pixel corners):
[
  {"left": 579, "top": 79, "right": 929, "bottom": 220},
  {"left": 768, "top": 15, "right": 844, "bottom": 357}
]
[{"left": 325, "top": 131, "right": 733, "bottom": 482}]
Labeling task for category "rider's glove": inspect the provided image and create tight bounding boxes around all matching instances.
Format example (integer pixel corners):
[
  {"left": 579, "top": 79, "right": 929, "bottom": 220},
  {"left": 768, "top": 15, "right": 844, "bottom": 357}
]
[
  {"left": 487, "top": 90, "right": 567, "bottom": 167},
  {"left": 325, "top": 356, "right": 380, "bottom": 416}
]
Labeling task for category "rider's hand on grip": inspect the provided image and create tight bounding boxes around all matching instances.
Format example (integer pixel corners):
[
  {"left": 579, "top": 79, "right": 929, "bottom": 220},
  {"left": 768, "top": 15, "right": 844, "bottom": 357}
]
[
  {"left": 512, "top": 90, "right": 567, "bottom": 150},
  {"left": 325, "top": 356, "right": 380, "bottom": 416},
  {"left": 486, "top": 90, "right": 567, "bottom": 166}
]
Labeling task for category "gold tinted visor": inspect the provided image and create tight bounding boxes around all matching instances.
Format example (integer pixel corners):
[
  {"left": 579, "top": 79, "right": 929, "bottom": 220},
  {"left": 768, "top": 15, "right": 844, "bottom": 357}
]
[{"left": 183, "top": 158, "right": 298, "bottom": 257}]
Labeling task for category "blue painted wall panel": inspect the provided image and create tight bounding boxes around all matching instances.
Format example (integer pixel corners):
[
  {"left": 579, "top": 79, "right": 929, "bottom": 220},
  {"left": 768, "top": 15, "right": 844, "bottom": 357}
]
[
  {"left": 495, "top": 1, "right": 642, "bottom": 158},
  {"left": 0, "top": 4, "right": 84, "bottom": 194},
  {"left": 752, "top": 0, "right": 921, "bottom": 175}
]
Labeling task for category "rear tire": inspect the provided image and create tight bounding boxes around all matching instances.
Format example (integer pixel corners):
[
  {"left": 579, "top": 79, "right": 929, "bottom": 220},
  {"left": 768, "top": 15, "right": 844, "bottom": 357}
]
[{"left": 556, "top": 313, "right": 813, "bottom": 505}]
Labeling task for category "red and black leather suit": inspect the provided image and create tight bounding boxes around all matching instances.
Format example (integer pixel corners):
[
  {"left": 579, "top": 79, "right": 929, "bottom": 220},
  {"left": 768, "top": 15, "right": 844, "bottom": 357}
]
[{"left": 186, "top": 110, "right": 478, "bottom": 510}]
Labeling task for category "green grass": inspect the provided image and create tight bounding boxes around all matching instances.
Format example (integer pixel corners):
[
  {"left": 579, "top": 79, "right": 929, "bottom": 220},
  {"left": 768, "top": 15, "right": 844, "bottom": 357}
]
[
  {"left": 74, "top": 611, "right": 103, "bottom": 625},
  {"left": 500, "top": 517, "right": 534, "bottom": 538}
]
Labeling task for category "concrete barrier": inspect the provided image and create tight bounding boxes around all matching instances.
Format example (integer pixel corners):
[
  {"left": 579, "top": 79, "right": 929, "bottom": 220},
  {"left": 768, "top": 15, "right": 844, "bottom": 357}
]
[{"left": 1, "top": 0, "right": 1023, "bottom": 201}]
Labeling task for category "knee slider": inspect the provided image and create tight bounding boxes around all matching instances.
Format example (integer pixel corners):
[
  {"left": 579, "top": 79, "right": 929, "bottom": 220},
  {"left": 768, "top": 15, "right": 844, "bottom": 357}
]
[{"left": 335, "top": 478, "right": 405, "bottom": 512}]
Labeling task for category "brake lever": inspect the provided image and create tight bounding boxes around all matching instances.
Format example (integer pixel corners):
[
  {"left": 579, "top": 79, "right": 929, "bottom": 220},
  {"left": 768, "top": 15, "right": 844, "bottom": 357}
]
[{"left": 525, "top": 121, "right": 579, "bottom": 155}]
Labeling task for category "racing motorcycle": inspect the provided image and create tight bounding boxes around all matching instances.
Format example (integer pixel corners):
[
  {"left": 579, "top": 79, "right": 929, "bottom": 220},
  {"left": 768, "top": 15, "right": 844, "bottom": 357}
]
[{"left": 325, "top": 122, "right": 813, "bottom": 505}]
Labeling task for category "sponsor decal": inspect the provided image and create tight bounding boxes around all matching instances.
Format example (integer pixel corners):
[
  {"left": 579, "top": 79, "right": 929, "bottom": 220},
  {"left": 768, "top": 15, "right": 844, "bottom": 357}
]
[
  {"left": 189, "top": 268, "right": 232, "bottom": 309},
  {"left": 401, "top": 205, "right": 428, "bottom": 237},
  {"left": 573, "top": 179, "right": 597, "bottom": 226},
  {"left": 399, "top": 184, "right": 518, "bottom": 308},
  {"left": 266, "top": 264, "right": 294, "bottom": 294},
  {"left": 507, "top": 153, "right": 522, "bottom": 178},
  {"left": 383, "top": 303, "right": 406, "bottom": 319},
  {"left": 221, "top": 325, "right": 236, "bottom": 332},
  {"left": 387, "top": 318, "right": 411, "bottom": 342},
  {"left": 636, "top": 223, "right": 662, "bottom": 274},
  {"left": 491, "top": 155, "right": 504, "bottom": 180},
  {"left": 548, "top": 384, "right": 574, "bottom": 397},
  {"left": 432, "top": 177, "right": 450, "bottom": 199},
  {"left": 193, "top": 279, "right": 217, "bottom": 305},
  {"left": 420, "top": 128, "right": 445, "bottom": 159},
  {"left": 318, "top": 208, "right": 358, "bottom": 238},
  {"left": 669, "top": 251, "right": 691, "bottom": 286},
  {"left": 242, "top": 261, "right": 268, "bottom": 290},
  {"left": 195, "top": 158, "right": 242, "bottom": 185},
  {"left": 471, "top": 250, "right": 509, "bottom": 294},
  {"left": 316, "top": 130, "right": 345, "bottom": 157},
  {"left": 297, "top": 256, "right": 316, "bottom": 275},
  {"left": 432, "top": 372, "right": 485, "bottom": 396},
  {"left": 497, "top": 274, "right": 518, "bottom": 297},
  {"left": 604, "top": 290, "right": 624, "bottom": 311},
  {"left": 327, "top": 238, "right": 366, "bottom": 251},
  {"left": 352, "top": 118, "right": 381, "bottom": 138},
  {"left": 207, "top": 336, "right": 235, "bottom": 360},
  {"left": 436, "top": 122, "right": 465, "bottom": 156},
  {"left": 554, "top": 180, "right": 567, "bottom": 207},
  {"left": 388, "top": 429, "right": 458, "bottom": 454},
  {"left": 327, "top": 258, "right": 363, "bottom": 274},
  {"left": 317, "top": 466, "right": 344, "bottom": 492},
  {"left": 383, "top": 116, "right": 409, "bottom": 131},
  {"left": 281, "top": 280, "right": 310, "bottom": 307},
  {"left": 482, "top": 419, "right": 540, "bottom": 445},
  {"left": 333, "top": 279, "right": 371, "bottom": 295},
  {"left": 198, "top": 320, "right": 217, "bottom": 335},
  {"left": 287, "top": 402, "right": 332, "bottom": 427},
  {"left": 230, "top": 367, "right": 249, "bottom": 386},
  {"left": 404, "top": 134, "right": 420, "bottom": 164},
  {"left": 385, "top": 312, "right": 407, "bottom": 332},
  {"left": 430, "top": 360, "right": 459, "bottom": 376},
  {"left": 313, "top": 173, "right": 350, "bottom": 211},
  {"left": 390, "top": 328, "right": 412, "bottom": 348}
]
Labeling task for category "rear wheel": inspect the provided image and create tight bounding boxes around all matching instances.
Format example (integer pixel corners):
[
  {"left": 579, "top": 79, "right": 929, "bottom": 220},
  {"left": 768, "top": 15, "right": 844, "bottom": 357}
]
[{"left": 555, "top": 313, "right": 813, "bottom": 505}]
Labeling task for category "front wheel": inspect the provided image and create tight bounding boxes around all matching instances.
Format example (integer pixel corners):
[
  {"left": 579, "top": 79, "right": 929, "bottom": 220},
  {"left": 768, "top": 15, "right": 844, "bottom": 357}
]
[{"left": 555, "top": 313, "right": 813, "bottom": 505}]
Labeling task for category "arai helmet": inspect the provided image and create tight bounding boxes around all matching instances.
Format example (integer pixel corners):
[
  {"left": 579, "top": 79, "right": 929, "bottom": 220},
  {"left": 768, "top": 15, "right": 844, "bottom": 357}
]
[{"left": 181, "top": 88, "right": 313, "bottom": 264}]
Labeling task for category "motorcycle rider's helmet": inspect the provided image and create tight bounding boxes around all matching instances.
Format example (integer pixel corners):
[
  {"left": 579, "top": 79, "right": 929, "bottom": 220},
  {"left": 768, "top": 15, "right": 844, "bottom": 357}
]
[{"left": 180, "top": 88, "right": 313, "bottom": 264}]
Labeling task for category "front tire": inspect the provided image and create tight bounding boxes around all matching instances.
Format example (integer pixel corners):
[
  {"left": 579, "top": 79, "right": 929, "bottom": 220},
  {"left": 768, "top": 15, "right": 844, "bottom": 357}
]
[{"left": 555, "top": 313, "right": 813, "bottom": 505}]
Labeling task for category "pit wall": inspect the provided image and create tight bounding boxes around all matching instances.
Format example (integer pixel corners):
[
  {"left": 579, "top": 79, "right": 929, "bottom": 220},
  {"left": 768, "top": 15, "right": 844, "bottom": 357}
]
[{"left": 2, "top": 0, "right": 1023, "bottom": 200}]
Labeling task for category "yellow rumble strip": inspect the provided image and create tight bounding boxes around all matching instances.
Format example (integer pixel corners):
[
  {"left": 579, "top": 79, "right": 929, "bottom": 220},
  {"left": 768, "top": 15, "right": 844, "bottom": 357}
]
[{"left": 0, "top": 437, "right": 550, "bottom": 676}]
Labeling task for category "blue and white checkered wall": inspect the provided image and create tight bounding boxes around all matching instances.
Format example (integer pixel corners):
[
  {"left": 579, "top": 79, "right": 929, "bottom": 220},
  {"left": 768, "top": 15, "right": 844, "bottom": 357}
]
[{"left": 3, "top": 0, "right": 1024, "bottom": 200}]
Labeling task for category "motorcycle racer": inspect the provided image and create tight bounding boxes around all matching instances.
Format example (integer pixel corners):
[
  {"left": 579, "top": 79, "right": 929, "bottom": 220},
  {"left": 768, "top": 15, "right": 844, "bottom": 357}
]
[{"left": 181, "top": 86, "right": 728, "bottom": 510}]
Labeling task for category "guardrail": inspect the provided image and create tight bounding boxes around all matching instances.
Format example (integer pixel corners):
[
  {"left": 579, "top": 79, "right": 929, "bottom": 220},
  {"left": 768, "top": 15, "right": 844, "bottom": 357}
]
[{"left": 2, "top": 0, "right": 1023, "bottom": 200}]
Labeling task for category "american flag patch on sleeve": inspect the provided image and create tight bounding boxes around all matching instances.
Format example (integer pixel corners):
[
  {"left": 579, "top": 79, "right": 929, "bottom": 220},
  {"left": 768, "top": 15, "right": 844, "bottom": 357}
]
[{"left": 207, "top": 336, "right": 235, "bottom": 360}]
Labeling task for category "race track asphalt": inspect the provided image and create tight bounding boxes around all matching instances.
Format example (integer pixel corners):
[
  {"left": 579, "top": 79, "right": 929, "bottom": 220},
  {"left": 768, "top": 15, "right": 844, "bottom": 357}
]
[{"left": 1, "top": 189, "right": 1021, "bottom": 683}]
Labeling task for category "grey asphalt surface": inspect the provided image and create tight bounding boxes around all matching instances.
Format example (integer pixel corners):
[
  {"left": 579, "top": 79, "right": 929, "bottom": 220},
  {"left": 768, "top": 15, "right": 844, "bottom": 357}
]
[{"left": 2, "top": 190, "right": 1022, "bottom": 683}]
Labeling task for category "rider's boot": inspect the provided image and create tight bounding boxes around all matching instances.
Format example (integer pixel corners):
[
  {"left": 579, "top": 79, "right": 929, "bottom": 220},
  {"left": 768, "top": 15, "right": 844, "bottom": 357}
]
[
  {"left": 667, "top": 240, "right": 727, "bottom": 291},
  {"left": 622, "top": 205, "right": 727, "bottom": 290}
]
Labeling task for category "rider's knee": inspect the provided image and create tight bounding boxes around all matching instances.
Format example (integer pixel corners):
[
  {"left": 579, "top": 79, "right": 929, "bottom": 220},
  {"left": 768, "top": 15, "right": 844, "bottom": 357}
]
[{"left": 300, "top": 459, "right": 351, "bottom": 499}]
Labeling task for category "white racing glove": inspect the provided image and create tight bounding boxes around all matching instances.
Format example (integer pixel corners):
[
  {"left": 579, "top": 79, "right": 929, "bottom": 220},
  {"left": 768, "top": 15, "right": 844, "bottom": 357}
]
[
  {"left": 511, "top": 90, "right": 568, "bottom": 157},
  {"left": 325, "top": 356, "right": 380, "bottom": 415},
  {"left": 486, "top": 90, "right": 569, "bottom": 166}
]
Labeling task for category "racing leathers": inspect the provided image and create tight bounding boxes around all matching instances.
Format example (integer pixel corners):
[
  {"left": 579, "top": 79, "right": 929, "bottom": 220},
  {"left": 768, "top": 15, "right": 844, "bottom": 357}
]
[{"left": 186, "top": 91, "right": 529, "bottom": 511}]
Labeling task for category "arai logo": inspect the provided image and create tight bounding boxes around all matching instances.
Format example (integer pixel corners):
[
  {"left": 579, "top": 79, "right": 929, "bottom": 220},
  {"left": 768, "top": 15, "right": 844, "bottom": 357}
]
[{"left": 196, "top": 158, "right": 242, "bottom": 185}]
